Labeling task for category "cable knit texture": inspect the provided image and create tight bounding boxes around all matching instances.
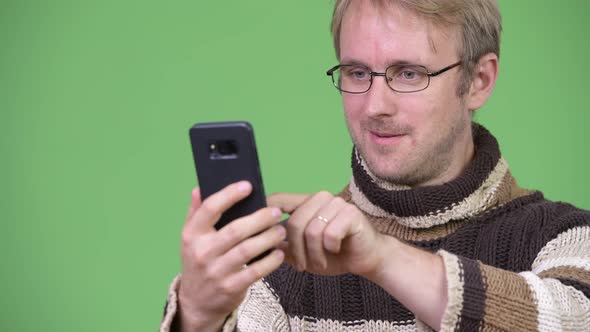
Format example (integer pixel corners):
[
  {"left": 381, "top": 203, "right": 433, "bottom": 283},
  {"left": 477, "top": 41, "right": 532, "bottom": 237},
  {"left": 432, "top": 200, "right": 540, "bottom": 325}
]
[{"left": 160, "top": 124, "right": 590, "bottom": 331}]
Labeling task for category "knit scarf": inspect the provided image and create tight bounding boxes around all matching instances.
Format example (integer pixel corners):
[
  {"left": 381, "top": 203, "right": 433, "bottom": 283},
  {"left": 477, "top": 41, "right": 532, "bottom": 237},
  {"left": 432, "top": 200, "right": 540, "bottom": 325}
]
[{"left": 348, "top": 124, "right": 526, "bottom": 229}]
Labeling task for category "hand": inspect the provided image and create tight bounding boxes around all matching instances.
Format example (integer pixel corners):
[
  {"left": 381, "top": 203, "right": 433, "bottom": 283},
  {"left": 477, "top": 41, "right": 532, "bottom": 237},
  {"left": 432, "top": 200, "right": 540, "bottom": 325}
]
[
  {"left": 268, "top": 191, "right": 385, "bottom": 278},
  {"left": 269, "top": 192, "right": 448, "bottom": 330},
  {"left": 177, "top": 181, "right": 286, "bottom": 332}
]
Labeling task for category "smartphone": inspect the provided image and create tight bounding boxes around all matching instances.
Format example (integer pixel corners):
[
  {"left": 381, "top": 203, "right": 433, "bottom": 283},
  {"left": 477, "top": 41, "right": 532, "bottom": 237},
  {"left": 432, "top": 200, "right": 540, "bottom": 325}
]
[{"left": 189, "top": 121, "right": 270, "bottom": 263}]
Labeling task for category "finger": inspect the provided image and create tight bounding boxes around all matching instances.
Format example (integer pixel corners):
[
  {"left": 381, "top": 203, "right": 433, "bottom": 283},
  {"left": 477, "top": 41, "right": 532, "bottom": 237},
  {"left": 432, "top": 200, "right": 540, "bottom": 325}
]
[
  {"left": 180, "top": 188, "right": 204, "bottom": 252},
  {"left": 214, "top": 225, "right": 286, "bottom": 275},
  {"left": 305, "top": 197, "right": 346, "bottom": 270},
  {"left": 185, "top": 187, "right": 202, "bottom": 222},
  {"left": 214, "top": 207, "right": 283, "bottom": 256},
  {"left": 223, "top": 249, "right": 285, "bottom": 293},
  {"left": 285, "top": 191, "right": 333, "bottom": 271},
  {"left": 276, "top": 241, "right": 295, "bottom": 266},
  {"left": 267, "top": 193, "right": 310, "bottom": 214},
  {"left": 323, "top": 205, "right": 363, "bottom": 254},
  {"left": 187, "top": 181, "right": 252, "bottom": 232}
]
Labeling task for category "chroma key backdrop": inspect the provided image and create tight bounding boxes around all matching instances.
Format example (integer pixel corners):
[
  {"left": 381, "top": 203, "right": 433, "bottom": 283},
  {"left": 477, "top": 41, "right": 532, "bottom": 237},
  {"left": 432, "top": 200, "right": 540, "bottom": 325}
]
[{"left": 2, "top": 1, "right": 590, "bottom": 331}]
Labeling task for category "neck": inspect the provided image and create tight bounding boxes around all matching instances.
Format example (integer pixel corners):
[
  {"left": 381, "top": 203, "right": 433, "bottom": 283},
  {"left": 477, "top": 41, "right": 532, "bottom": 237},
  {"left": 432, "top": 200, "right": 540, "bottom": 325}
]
[
  {"left": 418, "top": 122, "right": 475, "bottom": 187},
  {"left": 349, "top": 123, "right": 519, "bottom": 228},
  {"left": 363, "top": 122, "right": 476, "bottom": 190}
]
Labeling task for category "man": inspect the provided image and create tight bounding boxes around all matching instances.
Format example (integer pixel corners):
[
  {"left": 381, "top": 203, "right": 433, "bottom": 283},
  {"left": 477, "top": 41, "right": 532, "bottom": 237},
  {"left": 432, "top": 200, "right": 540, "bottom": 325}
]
[{"left": 160, "top": 0, "right": 590, "bottom": 331}]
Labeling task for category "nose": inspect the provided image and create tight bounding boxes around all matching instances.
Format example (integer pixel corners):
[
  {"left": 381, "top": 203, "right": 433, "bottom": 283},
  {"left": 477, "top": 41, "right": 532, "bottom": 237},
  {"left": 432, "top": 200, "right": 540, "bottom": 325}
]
[{"left": 364, "top": 73, "right": 397, "bottom": 117}]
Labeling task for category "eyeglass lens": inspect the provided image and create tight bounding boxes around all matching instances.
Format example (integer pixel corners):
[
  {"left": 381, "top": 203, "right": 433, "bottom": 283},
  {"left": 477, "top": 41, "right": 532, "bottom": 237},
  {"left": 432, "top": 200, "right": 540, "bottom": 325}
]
[{"left": 332, "top": 64, "right": 430, "bottom": 93}]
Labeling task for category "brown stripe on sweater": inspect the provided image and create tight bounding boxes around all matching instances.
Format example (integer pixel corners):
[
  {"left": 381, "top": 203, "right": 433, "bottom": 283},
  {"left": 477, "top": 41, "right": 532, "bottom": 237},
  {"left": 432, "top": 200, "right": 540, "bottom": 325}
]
[
  {"left": 479, "top": 264, "right": 538, "bottom": 332},
  {"left": 456, "top": 258, "right": 486, "bottom": 332},
  {"left": 538, "top": 266, "right": 590, "bottom": 286},
  {"left": 366, "top": 213, "right": 468, "bottom": 243},
  {"left": 539, "top": 266, "right": 590, "bottom": 298},
  {"left": 340, "top": 186, "right": 471, "bottom": 242},
  {"left": 507, "top": 173, "right": 534, "bottom": 202},
  {"left": 491, "top": 169, "right": 533, "bottom": 206}
]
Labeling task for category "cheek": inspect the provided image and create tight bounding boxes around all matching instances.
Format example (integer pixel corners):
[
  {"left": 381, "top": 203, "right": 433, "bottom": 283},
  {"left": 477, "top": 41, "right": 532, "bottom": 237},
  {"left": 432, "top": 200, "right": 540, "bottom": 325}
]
[
  {"left": 405, "top": 91, "right": 447, "bottom": 122},
  {"left": 394, "top": 96, "right": 434, "bottom": 126},
  {"left": 342, "top": 95, "right": 363, "bottom": 122}
]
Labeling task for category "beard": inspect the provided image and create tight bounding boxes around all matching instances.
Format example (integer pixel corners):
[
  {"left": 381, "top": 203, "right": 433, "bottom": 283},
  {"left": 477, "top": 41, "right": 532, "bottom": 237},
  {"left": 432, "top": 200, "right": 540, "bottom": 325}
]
[{"left": 352, "top": 111, "right": 470, "bottom": 187}]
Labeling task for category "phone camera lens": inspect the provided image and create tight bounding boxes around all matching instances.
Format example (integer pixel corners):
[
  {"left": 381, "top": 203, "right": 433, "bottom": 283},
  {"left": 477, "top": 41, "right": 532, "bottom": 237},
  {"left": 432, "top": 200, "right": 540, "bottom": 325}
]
[{"left": 209, "top": 140, "right": 238, "bottom": 159}]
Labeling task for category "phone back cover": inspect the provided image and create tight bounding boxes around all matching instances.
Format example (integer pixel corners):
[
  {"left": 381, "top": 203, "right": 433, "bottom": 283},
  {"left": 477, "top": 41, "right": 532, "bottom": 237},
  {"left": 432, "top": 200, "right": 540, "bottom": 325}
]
[{"left": 189, "top": 122, "right": 266, "bottom": 230}]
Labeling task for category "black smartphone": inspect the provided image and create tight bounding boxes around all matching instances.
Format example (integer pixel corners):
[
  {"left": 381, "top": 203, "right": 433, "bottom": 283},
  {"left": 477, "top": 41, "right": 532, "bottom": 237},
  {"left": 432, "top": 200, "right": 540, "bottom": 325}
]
[{"left": 189, "top": 121, "right": 270, "bottom": 263}]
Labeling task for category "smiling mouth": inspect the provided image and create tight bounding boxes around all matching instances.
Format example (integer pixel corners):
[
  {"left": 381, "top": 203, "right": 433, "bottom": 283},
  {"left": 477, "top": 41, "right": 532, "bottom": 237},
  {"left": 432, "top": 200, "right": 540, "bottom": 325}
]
[
  {"left": 371, "top": 131, "right": 404, "bottom": 138},
  {"left": 369, "top": 131, "right": 406, "bottom": 145}
]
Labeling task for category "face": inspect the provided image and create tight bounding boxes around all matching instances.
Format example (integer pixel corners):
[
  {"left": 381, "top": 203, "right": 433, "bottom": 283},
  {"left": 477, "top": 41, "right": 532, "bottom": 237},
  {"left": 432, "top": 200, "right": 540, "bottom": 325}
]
[{"left": 339, "top": 1, "right": 474, "bottom": 187}]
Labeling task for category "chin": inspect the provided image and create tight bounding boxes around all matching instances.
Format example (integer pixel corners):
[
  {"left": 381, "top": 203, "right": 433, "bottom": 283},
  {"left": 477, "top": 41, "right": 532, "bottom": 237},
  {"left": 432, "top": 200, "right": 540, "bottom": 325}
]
[
  {"left": 372, "top": 168, "right": 407, "bottom": 183},
  {"left": 365, "top": 155, "right": 403, "bottom": 180},
  {"left": 364, "top": 152, "right": 424, "bottom": 186}
]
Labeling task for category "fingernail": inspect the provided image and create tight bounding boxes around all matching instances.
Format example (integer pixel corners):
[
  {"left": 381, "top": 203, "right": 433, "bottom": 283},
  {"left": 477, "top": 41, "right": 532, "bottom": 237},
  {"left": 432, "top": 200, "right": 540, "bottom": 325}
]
[
  {"left": 272, "top": 208, "right": 282, "bottom": 218},
  {"left": 238, "top": 181, "right": 251, "bottom": 192},
  {"left": 275, "top": 250, "right": 284, "bottom": 260}
]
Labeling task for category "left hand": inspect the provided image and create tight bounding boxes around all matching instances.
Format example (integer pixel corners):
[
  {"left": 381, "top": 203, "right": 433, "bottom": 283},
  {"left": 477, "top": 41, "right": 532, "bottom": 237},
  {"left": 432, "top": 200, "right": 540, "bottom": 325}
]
[{"left": 267, "top": 191, "right": 385, "bottom": 277}]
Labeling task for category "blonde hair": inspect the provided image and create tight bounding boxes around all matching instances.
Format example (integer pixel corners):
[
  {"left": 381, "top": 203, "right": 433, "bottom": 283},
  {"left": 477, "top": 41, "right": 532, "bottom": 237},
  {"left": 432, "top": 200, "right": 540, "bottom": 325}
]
[{"left": 330, "top": 0, "right": 502, "bottom": 95}]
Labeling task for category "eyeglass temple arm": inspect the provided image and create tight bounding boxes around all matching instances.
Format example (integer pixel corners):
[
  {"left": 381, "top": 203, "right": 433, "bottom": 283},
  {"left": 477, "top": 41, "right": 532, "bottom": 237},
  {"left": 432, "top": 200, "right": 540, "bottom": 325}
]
[
  {"left": 326, "top": 65, "right": 341, "bottom": 76},
  {"left": 428, "top": 61, "right": 462, "bottom": 77}
]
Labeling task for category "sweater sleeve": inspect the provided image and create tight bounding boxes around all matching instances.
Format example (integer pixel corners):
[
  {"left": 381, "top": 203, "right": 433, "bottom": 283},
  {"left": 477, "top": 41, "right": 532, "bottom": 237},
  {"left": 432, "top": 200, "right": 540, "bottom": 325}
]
[
  {"left": 158, "top": 275, "right": 238, "bottom": 332},
  {"left": 438, "top": 226, "right": 590, "bottom": 332},
  {"left": 158, "top": 275, "right": 289, "bottom": 332}
]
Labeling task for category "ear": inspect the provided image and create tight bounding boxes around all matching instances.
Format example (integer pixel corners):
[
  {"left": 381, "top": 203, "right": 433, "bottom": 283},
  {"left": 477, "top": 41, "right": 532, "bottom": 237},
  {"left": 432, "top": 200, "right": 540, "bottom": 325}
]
[{"left": 465, "top": 53, "right": 499, "bottom": 111}]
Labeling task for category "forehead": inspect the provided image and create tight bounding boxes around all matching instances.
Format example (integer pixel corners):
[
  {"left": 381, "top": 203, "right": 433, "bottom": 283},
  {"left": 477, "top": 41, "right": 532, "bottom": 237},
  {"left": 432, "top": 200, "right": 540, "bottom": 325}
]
[{"left": 339, "top": 1, "right": 458, "bottom": 66}]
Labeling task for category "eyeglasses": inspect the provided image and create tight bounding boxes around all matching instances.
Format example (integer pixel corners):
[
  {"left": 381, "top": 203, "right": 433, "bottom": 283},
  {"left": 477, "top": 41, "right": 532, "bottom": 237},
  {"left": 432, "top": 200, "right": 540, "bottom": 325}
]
[{"left": 326, "top": 61, "right": 462, "bottom": 94}]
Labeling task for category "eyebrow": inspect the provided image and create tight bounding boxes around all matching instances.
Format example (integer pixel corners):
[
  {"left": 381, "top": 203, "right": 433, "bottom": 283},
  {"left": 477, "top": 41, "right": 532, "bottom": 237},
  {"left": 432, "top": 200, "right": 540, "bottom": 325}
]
[
  {"left": 339, "top": 58, "right": 426, "bottom": 69},
  {"left": 338, "top": 58, "right": 371, "bottom": 67}
]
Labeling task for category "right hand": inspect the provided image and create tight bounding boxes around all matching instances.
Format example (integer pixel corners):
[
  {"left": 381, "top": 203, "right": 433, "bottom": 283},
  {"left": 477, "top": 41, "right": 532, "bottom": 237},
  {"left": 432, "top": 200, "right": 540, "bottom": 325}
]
[{"left": 177, "top": 181, "right": 286, "bottom": 332}]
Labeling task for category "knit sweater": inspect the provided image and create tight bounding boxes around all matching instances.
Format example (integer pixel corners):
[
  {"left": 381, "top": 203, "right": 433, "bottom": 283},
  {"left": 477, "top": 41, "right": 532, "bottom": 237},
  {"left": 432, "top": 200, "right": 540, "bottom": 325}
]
[{"left": 160, "top": 125, "right": 590, "bottom": 331}]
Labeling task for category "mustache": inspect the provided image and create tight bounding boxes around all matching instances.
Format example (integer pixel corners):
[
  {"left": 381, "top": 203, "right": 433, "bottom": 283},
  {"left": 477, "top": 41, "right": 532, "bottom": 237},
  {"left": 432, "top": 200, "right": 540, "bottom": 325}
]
[{"left": 361, "top": 118, "right": 412, "bottom": 134}]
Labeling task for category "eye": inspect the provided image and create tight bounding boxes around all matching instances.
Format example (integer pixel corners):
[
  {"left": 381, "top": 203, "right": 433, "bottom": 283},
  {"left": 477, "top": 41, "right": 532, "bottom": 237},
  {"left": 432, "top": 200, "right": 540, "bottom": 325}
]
[
  {"left": 397, "top": 68, "right": 426, "bottom": 81},
  {"left": 343, "top": 66, "right": 370, "bottom": 80},
  {"left": 353, "top": 70, "right": 367, "bottom": 79},
  {"left": 388, "top": 65, "right": 427, "bottom": 83},
  {"left": 401, "top": 70, "right": 418, "bottom": 80}
]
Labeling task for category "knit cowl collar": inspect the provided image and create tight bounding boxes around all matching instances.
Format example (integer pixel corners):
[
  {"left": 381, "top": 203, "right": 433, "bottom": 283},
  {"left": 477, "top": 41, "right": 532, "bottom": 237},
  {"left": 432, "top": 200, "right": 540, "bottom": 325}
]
[{"left": 348, "top": 123, "right": 517, "bottom": 229}]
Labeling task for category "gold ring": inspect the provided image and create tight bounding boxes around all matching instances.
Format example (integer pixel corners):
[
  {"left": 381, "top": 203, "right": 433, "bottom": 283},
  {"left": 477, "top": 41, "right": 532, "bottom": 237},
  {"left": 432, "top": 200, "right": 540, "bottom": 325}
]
[{"left": 316, "top": 215, "right": 329, "bottom": 224}]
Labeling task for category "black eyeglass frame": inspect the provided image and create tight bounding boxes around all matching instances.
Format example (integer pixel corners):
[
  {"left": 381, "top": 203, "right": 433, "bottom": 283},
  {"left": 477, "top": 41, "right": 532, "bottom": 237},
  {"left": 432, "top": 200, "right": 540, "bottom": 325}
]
[{"left": 326, "top": 61, "right": 462, "bottom": 94}]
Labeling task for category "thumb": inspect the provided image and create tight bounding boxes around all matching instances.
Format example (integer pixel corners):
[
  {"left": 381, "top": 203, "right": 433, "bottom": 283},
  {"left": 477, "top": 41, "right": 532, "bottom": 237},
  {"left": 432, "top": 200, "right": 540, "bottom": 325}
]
[{"left": 267, "top": 193, "right": 309, "bottom": 214}]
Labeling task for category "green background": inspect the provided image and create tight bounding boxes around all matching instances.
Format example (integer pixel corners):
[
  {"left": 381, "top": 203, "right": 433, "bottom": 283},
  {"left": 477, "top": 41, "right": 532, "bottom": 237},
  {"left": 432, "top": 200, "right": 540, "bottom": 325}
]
[{"left": 2, "top": 1, "right": 589, "bottom": 330}]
